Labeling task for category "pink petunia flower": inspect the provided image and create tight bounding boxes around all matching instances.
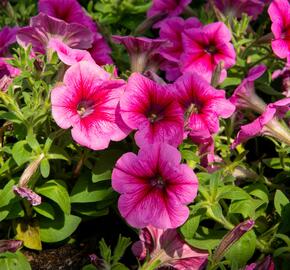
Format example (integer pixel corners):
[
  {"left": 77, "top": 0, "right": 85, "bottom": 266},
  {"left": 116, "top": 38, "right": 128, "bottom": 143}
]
[
  {"left": 120, "top": 73, "right": 184, "bottom": 147},
  {"left": 0, "top": 240, "right": 22, "bottom": 253},
  {"left": 132, "top": 225, "right": 208, "bottom": 269},
  {"left": 17, "top": 13, "right": 93, "bottom": 55},
  {"left": 158, "top": 16, "right": 202, "bottom": 81},
  {"left": 13, "top": 186, "right": 42, "bottom": 206},
  {"left": 232, "top": 98, "right": 290, "bottom": 148},
  {"left": 39, "top": 0, "right": 112, "bottom": 65},
  {"left": 112, "top": 143, "right": 198, "bottom": 229},
  {"left": 51, "top": 61, "right": 130, "bottom": 150},
  {"left": 0, "top": 58, "right": 20, "bottom": 92},
  {"left": 213, "top": 0, "right": 266, "bottom": 20},
  {"left": 48, "top": 39, "right": 94, "bottom": 66},
  {"left": 268, "top": 0, "right": 290, "bottom": 59},
  {"left": 272, "top": 58, "right": 290, "bottom": 97},
  {"left": 229, "top": 65, "right": 267, "bottom": 114},
  {"left": 181, "top": 22, "right": 236, "bottom": 83},
  {"left": 147, "top": 0, "right": 192, "bottom": 28},
  {"left": 172, "top": 72, "right": 235, "bottom": 141},
  {"left": 0, "top": 27, "right": 18, "bottom": 57},
  {"left": 112, "top": 35, "right": 166, "bottom": 73}
]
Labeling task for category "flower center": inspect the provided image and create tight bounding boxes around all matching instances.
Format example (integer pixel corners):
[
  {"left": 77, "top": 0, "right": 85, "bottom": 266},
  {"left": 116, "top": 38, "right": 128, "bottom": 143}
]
[
  {"left": 77, "top": 100, "right": 94, "bottom": 118},
  {"left": 147, "top": 106, "right": 164, "bottom": 123},
  {"left": 150, "top": 176, "right": 165, "bottom": 189},
  {"left": 205, "top": 44, "right": 217, "bottom": 54}
]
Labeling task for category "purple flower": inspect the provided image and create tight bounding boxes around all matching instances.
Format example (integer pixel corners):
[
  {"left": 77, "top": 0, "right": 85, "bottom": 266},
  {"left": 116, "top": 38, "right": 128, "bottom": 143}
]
[
  {"left": 17, "top": 13, "right": 93, "bottom": 54},
  {"left": 0, "top": 58, "right": 20, "bottom": 92},
  {"left": 232, "top": 98, "right": 290, "bottom": 148},
  {"left": 0, "top": 27, "right": 18, "bottom": 57},
  {"left": 245, "top": 255, "right": 275, "bottom": 270},
  {"left": 132, "top": 225, "right": 208, "bottom": 269},
  {"left": 13, "top": 186, "right": 42, "bottom": 206},
  {"left": 0, "top": 240, "right": 22, "bottom": 253},
  {"left": 230, "top": 65, "right": 267, "bottom": 114},
  {"left": 112, "top": 143, "right": 198, "bottom": 229},
  {"left": 272, "top": 58, "right": 290, "bottom": 97}
]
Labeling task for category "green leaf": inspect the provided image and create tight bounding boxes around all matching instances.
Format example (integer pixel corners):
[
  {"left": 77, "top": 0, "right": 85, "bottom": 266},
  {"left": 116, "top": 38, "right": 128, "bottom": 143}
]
[
  {"left": 225, "top": 230, "right": 256, "bottom": 267},
  {"left": 0, "top": 179, "right": 17, "bottom": 208},
  {"left": 99, "top": 238, "right": 111, "bottom": 263},
  {"left": 72, "top": 203, "right": 109, "bottom": 217},
  {"left": 263, "top": 158, "right": 290, "bottom": 170},
  {"left": 34, "top": 202, "right": 55, "bottom": 220},
  {"left": 40, "top": 158, "right": 50, "bottom": 178},
  {"left": 36, "top": 180, "right": 70, "bottom": 214},
  {"left": 180, "top": 208, "right": 205, "bottom": 239},
  {"left": 112, "top": 263, "right": 130, "bottom": 270},
  {"left": 82, "top": 265, "right": 97, "bottom": 270},
  {"left": 274, "top": 190, "right": 289, "bottom": 216},
  {"left": 112, "top": 235, "right": 131, "bottom": 264},
  {"left": 0, "top": 251, "right": 31, "bottom": 270},
  {"left": 26, "top": 134, "right": 41, "bottom": 153},
  {"left": 217, "top": 186, "right": 251, "bottom": 201},
  {"left": 229, "top": 200, "right": 255, "bottom": 218},
  {"left": 12, "top": 141, "right": 33, "bottom": 166},
  {"left": 39, "top": 213, "right": 81, "bottom": 243},
  {"left": 70, "top": 175, "right": 113, "bottom": 203}
]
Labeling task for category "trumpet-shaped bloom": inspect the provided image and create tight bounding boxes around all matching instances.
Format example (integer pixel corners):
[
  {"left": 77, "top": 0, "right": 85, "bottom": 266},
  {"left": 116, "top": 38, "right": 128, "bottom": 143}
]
[
  {"left": 48, "top": 39, "right": 94, "bottom": 65},
  {"left": 268, "top": 0, "right": 290, "bottom": 59},
  {"left": 172, "top": 72, "right": 235, "bottom": 141},
  {"left": 232, "top": 98, "right": 290, "bottom": 148},
  {"left": 181, "top": 22, "right": 236, "bottom": 83},
  {"left": 158, "top": 17, "right": 202, "bottom": 81},
  {"left": 112, "top": 143, "right": 199, "bottom": 228},
  {"left": 132, "top": 225, "right": 208, "bottom": 269},
  {"left": 214, "top": 0, "right": 265, "bottom": 20},
  {"left": 229, "top": 65, "right": 267, "bottom": 113},
  {"left": 17, "top": 13, "right": 93, "bottom": 54},
  {"left": 51, "top": 61, "right": 129, "bottom": 150},
  {"left": 39, "top": 0, "right": 112, "bottom": 65},
  {"left": 0, "top": 27, "right": 18, "bottom": 57},
  {"left": 120, "top": 73, "right": 184, "bottom": 147}
]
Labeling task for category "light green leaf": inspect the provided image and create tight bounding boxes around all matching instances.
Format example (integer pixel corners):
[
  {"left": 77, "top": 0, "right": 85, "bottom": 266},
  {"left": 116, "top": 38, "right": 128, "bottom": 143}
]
[
  {"left": 274, "top": 190, "right": 289, "bottom": 216},
  {"left": 34, "top": 202, "right": 55, "bottom": 220},
  {"left": 12, "top": 141, "right": 33, "bottom": 166},
  {"left": 40, "top": 158, "right": 50, "bottom": 178}
]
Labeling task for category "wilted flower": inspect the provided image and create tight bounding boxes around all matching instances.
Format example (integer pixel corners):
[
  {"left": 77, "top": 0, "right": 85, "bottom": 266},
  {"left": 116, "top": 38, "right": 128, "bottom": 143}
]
[
  {"left": 51, "top": 61, "right": 129, "bottom": 150},
  {"left": 213, "top": 0, "right": 265, "bottom": 20},
  {"left": 272, "top": 59, "right": 290, "bottom": 97},
  {"left": 181, "top": 22, "right": 236, "bottom": 83},
  {"left": 17, "top": 13, "right": 93, "bottom": 55},
  {"left": 0, "top": 240, "right": 22, "bottom": 253},
  {"left": 132, "top": 225, "right": 208, "bottom": 269},
  {"left": 48, "top": 39, "right": 94, "bottom": 66},
  {"left": 112, "top": 143, "right": 198, "bottom": 229},
  {"left": 268, "top": 0, "right": 290, "bottom": 59},
  {"left": 172, "top": 72, "right": 235, "bottom": 141},
  {"left": 120, "top": 73, "right": 184, "bottom": 147},
  {"left": 230, "top": 65, "right": 267, "bottom": 114},
  {"left": 112, "top": 35, "right": 166, "bottom": 73},
  {"left": 13, "top": 187, "right": 42, "bottom": 206},
  {"left": 232, "top": 98, "right": 290, "bottom": 148},
  {"left": 0, "top": 26, "right": 18, "bottom": 57},
  {"left": 244, "top": 255, "right": 275, "bottom": 270},
  {"left": 0, "top": 58, "right": 20, "bottom": 92},
  {"left": 158, "top": 16, "right": 202, "bottom": 81}
]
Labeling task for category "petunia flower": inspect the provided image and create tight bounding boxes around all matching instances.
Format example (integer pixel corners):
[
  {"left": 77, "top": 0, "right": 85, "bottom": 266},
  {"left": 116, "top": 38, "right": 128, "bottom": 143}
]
[
  {"left": 132, "top": 225, "right": 208, "bottom": 269},
  {"left": 38, "top": 0, "right": 112, "bottom": 65},
  {"left": 112, "top": 35, "right": 166, "bottom": 73},
  {"left": 0, "top": 26, "right": 18, "bottom": 57},
  {"left": 268, "top": 0, "right": 290, "bottom": 59},
  {"left": 272, "top": 58, "right": 290, "bottom": 97},
  {"left": 158, "top": 16, "right": 202, "bottom": 81},
  {"left": 172, "top": 72, "right": 235, "bottom": 142},
  {"left": 147, "top": 0, "right": 192, "bottom": 28},
  {"left": 120, "top": 73, "right": 184, "bottom": 147},
  {"left": 213, "top": 0, "right": 265, "bottom": 20},
  {"left": 13, "top": 187, "right": 42, "bottom": 206},
  {"left": 232, "top": 98, "right": 290, "bottom": 148},
  {"left": 0, "top": 58, "right": 20, "bottom": 92},
  {"left": 181, "top": 22, "right": 236, "bottom": 83},
  {"left": 0, "top": 240, "right": 22, "bottom": 253},
  {"left": 48, "top": 39, "right": 94, "bottom": 66},
  {"left": 245, "top": 255, "right": 275, "bottom": 270},
  {"left": 17, "top": 13, "right": 93, "bottom": 55},
  {"left": 229, "top": 65, "right": 267, "bottom": 114},
  {"left": 51, "top": 61, "right": 129, "bottom": 150},
  {"left": 112, "top": 143, "right": 198, "bottom": 229}
]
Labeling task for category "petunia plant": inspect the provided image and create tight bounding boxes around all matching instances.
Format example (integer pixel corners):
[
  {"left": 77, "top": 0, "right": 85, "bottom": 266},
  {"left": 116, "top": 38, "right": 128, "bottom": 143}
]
[{"left": 0, "top": 0, "right": 290, "bottom": 269}]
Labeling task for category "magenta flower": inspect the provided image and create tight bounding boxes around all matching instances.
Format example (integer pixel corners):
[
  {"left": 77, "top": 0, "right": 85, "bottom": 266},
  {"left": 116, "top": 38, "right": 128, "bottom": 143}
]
[
  {"left": 51, "top": 61, "right": 129, "bottom": 150},
  {"left": 272, "top": 59, "right": 290, "bottom": 97},
  {"left": 245, "top": 256, "right": 275, "bottom": 270},
  {"left": 0, "top": 240, "right": 22, "bottom": 253},
  {"left": 0, "top": 58, "right": 20, "bottom": 92},
  {"left": 268, "top": 0, "right": 290, "bottom": 59},
  {"left": 120, "top": 73, "right": 184, "bottom": 147},
  {"left": 39, "top": 0, "right": 112, "bottom": 65},
  {"left": 213, "top": 0, "right": 265, "bottom": 20},
  {"left": 132, "top": 225, "right": 208, "bottom": 269},
  {"left": 181, "top": 22, "right": 236, "bottom": 83},
  {"left": 48, "top": 39, "right": 94, "bottom": 66},
  {"left": 13, "top": 186, "right": 42, "bottom": 206},
  {"left": 112, "top": 143, "right": 198, "bottom": 228},
  {"left": 0, "top": 27, "right": 18, "bottom": 57},
  {"left": 232, "top": 98, "right": 290, "bottom": 148},
  {"left": 147, "top": 0, "right": 192, "bottom": 25},
  {"left": 112, "top": 35, "right": 166, "bottom": 73},
  {"left": 229, "top": 65, "right": 267, "bottom": 114},
  {"left": 158, "top": 17, "right": 202, "bottom": 81},
  {"left": 172, "top": 72, "right": 235, "bottom": 141},
  {"left": 17, "top": 13, "right": 93, "bottom": 55}
]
